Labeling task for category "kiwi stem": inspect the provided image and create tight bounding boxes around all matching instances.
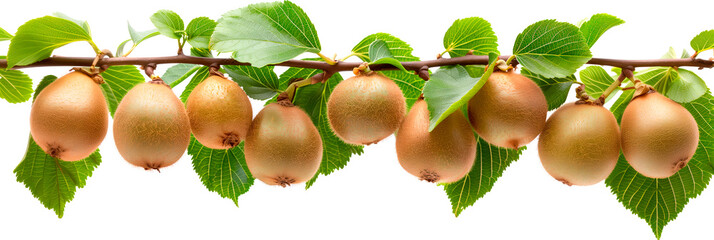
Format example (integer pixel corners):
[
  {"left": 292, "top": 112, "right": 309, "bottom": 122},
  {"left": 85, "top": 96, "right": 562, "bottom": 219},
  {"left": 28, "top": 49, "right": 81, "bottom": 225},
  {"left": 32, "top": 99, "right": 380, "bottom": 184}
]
[{"left": 599, "top": 68, "right": 634, "bottom": 103}]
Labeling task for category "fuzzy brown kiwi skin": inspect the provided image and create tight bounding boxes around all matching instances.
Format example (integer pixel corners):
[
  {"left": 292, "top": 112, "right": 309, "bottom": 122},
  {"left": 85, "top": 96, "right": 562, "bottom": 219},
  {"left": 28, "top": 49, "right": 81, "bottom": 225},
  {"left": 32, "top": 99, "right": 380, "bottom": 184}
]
[
  {"left": 186, "top": 75, "right": 252, "bottom": 149},
  {"left": 396, "top": 100, "right": 476, "bottom": 183},
  {"left": 327, "top": 71, "right": 406, "bottom": 145},
  {"left": 538, "top": 103, "right": 620, "bottom": 186},
  {"left": 468, "top": 71, "right": 547, "bottom": 149},
  {"left": 621, "top": 92, "right": 699, "bottom": 179},
  {"left": 244, "top": 102, "right": 323, "bottom": 187},
  {"left": 30, "top": 71, "right": 108, "bottom": 161},
  {"left": 113, "top": 82, "right": 191, "bottom": 170}
]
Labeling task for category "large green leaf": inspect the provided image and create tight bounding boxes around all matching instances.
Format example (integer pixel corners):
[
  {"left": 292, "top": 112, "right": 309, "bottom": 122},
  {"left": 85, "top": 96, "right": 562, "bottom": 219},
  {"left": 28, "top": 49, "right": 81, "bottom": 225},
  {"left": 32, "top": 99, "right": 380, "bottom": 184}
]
[
  {"left": 14, "top": 75, "right": 102, "bottom": 218},
  {"left": 277, "top": 68, "right": 364, "bottom": 188},
  {"left": 150, "top": 10, "right": 184, "bottom": 39},
  {"left": 578, "top": 13, "right": 624, "bottom": 48},
  {"left": 161, "top": 63, "right": 199, "bottom": 88},
  {"left": 180, "top": 66, "right": 210, "bottom": 102},
  {"left": 513, "top": 19, "right": 592, "bottom": 78},
  {"left": 579, "top": 65, "right": 614, "bottom": 99},
  {"left": 423, "top": 55, "right": 497, "bottom": 131},
  {"left": 443, "top": 16, "right": 498, "bottom": 57},
  {"left": 211, "top": 1, "right": 321, "bottom": 67},
  {"left": 0, "top": 68, "right": 32, "bottom": 103},
  {"left": 444, "top": 135, "right": 523, "bottom": 217},
  {"left": 520, "top": 67, "right": 574, "bottom": 110},
  {"left": 606, "top": 92, "right": 714, "bottom": 239},
  {"left": 188, "top": 137, "right": 254, "bottom": 206},
  {"left": 224, "top": 65, "right": 280, "bottom": 100},
  {"left": 690, "top": 29, "right": 714, "bottom": 53},
  {"left": 0, "top": 27, "right": 12, "bottom": 41},
  {"left": 351, "top": 33, "right": 424, "bottom": 108},
  {"left": 100, "top": 65, "right": 145, "bottom": 117},
  {"left": 185, "top": 17, "right": 216, "bottom": 49},
  {"left": 6, "top": 16, "right": 93, "bottom": 68}
]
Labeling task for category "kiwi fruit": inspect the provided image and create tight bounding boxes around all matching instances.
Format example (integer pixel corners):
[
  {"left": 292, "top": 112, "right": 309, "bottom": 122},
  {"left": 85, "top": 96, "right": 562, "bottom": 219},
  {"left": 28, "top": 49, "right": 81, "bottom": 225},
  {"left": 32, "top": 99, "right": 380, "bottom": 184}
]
[
  {"left": 327, "top": 71, "right": 406, "bottom": 145},
  {"left": 468, "top": 71, "right": 547, "bottom": 149},
  {"left": 30, "top": 71, "right": 109, "bottom": 161},
  {"left": 621, "top": 91, "right": 699, "bottom": 178},
  {"left": 186, "top": 75, "right": 252, "bottom": 149},
  {"left": 538, "top": 102, "right": 620, "bottom": 186},
  {"left": 113, "top": 81, "right": 191, "bottom": 170},
  {"left": 396, "top": 100, "right": 476, "bottom": 183},
  {"left": 244, "top": 101, "right": 323, "bottom": 187}
]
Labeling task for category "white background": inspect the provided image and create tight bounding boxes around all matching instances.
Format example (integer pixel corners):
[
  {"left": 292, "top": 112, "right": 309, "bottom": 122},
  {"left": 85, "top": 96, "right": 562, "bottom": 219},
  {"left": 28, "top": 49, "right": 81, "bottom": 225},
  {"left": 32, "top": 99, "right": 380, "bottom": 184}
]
[{"left": 1, "top": 0, "right": 713, "bottom": 239}]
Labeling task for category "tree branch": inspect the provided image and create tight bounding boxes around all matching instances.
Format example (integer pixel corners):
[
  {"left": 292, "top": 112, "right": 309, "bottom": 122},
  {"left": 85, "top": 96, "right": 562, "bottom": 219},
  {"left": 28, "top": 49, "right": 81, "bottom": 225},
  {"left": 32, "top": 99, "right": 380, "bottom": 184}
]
[{"left": 1, "top": 55, "right": 713, "bottom": 72}]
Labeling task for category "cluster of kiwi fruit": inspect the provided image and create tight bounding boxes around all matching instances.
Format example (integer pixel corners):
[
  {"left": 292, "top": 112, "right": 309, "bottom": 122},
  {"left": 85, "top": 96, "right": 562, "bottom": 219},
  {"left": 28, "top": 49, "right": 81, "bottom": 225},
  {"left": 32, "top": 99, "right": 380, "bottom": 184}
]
[
  {"left": 29, "top": 64, "right": 699, "bottom": 188},
  {"left": 29, "top": 68, "right": 321, "bottom": 187}
]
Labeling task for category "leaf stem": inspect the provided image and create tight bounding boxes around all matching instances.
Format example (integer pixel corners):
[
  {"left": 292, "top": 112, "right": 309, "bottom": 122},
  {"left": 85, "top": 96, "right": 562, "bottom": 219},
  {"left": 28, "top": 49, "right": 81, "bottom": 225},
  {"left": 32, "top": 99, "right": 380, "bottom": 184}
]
[
  {"left": 599, "top": 68, "right": 633, "bottom": 102},
  {"left": 88, "top": 40, "right": 102, "bottom": 55},
  {"left": 317, "top": 52, "right": 337, "bottom": 65},
  {"left": 122, "top": 44, "right": 138, "bottom": 57}
]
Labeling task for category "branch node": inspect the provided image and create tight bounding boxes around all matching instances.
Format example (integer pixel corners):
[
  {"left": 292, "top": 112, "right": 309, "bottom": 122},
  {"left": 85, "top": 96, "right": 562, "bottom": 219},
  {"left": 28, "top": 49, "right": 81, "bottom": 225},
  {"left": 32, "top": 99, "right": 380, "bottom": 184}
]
[{"left": 416, "top": 66, "right": 430, "bottom": 81}]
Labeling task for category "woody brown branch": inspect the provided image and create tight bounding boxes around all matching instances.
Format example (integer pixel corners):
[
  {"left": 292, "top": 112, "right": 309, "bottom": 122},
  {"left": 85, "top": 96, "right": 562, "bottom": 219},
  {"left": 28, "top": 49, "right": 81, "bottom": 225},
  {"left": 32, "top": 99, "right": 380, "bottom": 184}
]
[{"left": 1, "top": 54, "right": 713, "bottom": 72}]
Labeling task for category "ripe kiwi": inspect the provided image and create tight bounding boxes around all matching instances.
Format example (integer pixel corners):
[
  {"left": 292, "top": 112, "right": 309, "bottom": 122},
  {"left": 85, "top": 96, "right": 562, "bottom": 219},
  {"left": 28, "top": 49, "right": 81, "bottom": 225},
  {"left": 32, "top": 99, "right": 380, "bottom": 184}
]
[
  {"left": 538, "top": 103, "right": 620, "bottom": 186},
  {"left": 186, "top": 75, "right": 252, "bottom": 149},
  {"left": 621, "top": 92, "right": 699, "bottom": 178},
  {"left": 395, "top": 100, "right": 476, "bottom": 183},
  {"left": 30, "top": 71, "right": 108, "bottom": 161},
  {"left": 244, "top": 101, "right": 323, "bottom": 187},
  {"left": 113, "top": 81, "right": 191, "bottom": 170},
  {"left": 468, "top": 71, "right": 547, "bottom": 149},
  {"left": 327, "top": 71, "right": 406, "bottom": 145}
]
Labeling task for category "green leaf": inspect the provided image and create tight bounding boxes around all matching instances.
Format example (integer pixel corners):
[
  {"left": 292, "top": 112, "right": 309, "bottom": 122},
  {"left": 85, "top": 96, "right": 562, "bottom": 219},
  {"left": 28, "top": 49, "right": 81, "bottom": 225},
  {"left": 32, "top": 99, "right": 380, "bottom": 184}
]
[
  {"left": 520, "top": 67, "right": 574, "bottom": 110},
  {"left": 52, "top": 12, "right": 91, "bottom": 35},
  {"left": 682, "top": 93, "right": 714, "bottom": 173},
  {"left": 368, "top": 39, "right": 407, "bottom": 72},
  {"left": 224, "top": 65, "right": 280, "bottom": 100},
  {"left": 606, "top": 92, "right": 714, "bottom": 238},
  {"left": 0, "top": 27, "right": 12, "bottom": 41},
  {"left": 276, "top": 68, "right": 363, "bottom": 188},
  {"left": 116, "top": 39, "right": 131, "bottom": 57},
  {"left": 211, "top": 1, "right": 321, "bottom": 67},
  {"left": 351, "top": 33, "right": 424, "bottom": 108},
  {"left": 578, "top": 13, "right": 624, "bottom": 48},
  {"left": 7, "top": 16, "right": 93, "bottom": 68},
  {"left": 681, "top": 49, "right": 691, "bottom": 59},
  {"left": 150, "top": 10, "right": 184, "bottom": 39},
  {"left": 188, "top": 137, "right": 254, "bottom": 206},
  {"left": 162, "top": 64, "right": 199, "bottom": 88},
  {"left": 128, "top": 23, "right": 160, "bottom": 46},
  {"left": 667, "top": 69, "right": 708, "bottom": 103},
  {"left": 444, "top": 135, "right": 524, "bottom": 217},
  {"left": 513, "top": 19, "right": 592, "bottom": 78},
  {"left": 443, "top": 16, "right": 498, "bottom": 57},
  {"left": 579, "top": 66, "right": 613, "bottom": 99},
  {"left": 0, "top": 68, "right": 33, "bottom": 103},
  {"left": 185, "top": 17, "right": 216, "bottom": 49},
  {"left": 662, "top": 47, "right": 678, "bottom": 59},
  {"left": 690, "top": 29, "right": 714, "bottom": 53},
  {"left": 14, "top": 75, "right": 102, "bottom": 218},
  {"left": 423, "top": 59, "right": 497, "bottom": 131},
  {"left": 100, "top": 65, "right": 145, "bottom": 116},
  {"left": 180, "top": 66, "right": 210, "bottom": 102},
  {"left": 637, "top": 67, "right": 679, "bottom": 94},
  {"left": 606, "top": 154, "right": 711, "bottom": 239},
  {"left": 190, "top": 47, "right": 212, "bottom": 57}
]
